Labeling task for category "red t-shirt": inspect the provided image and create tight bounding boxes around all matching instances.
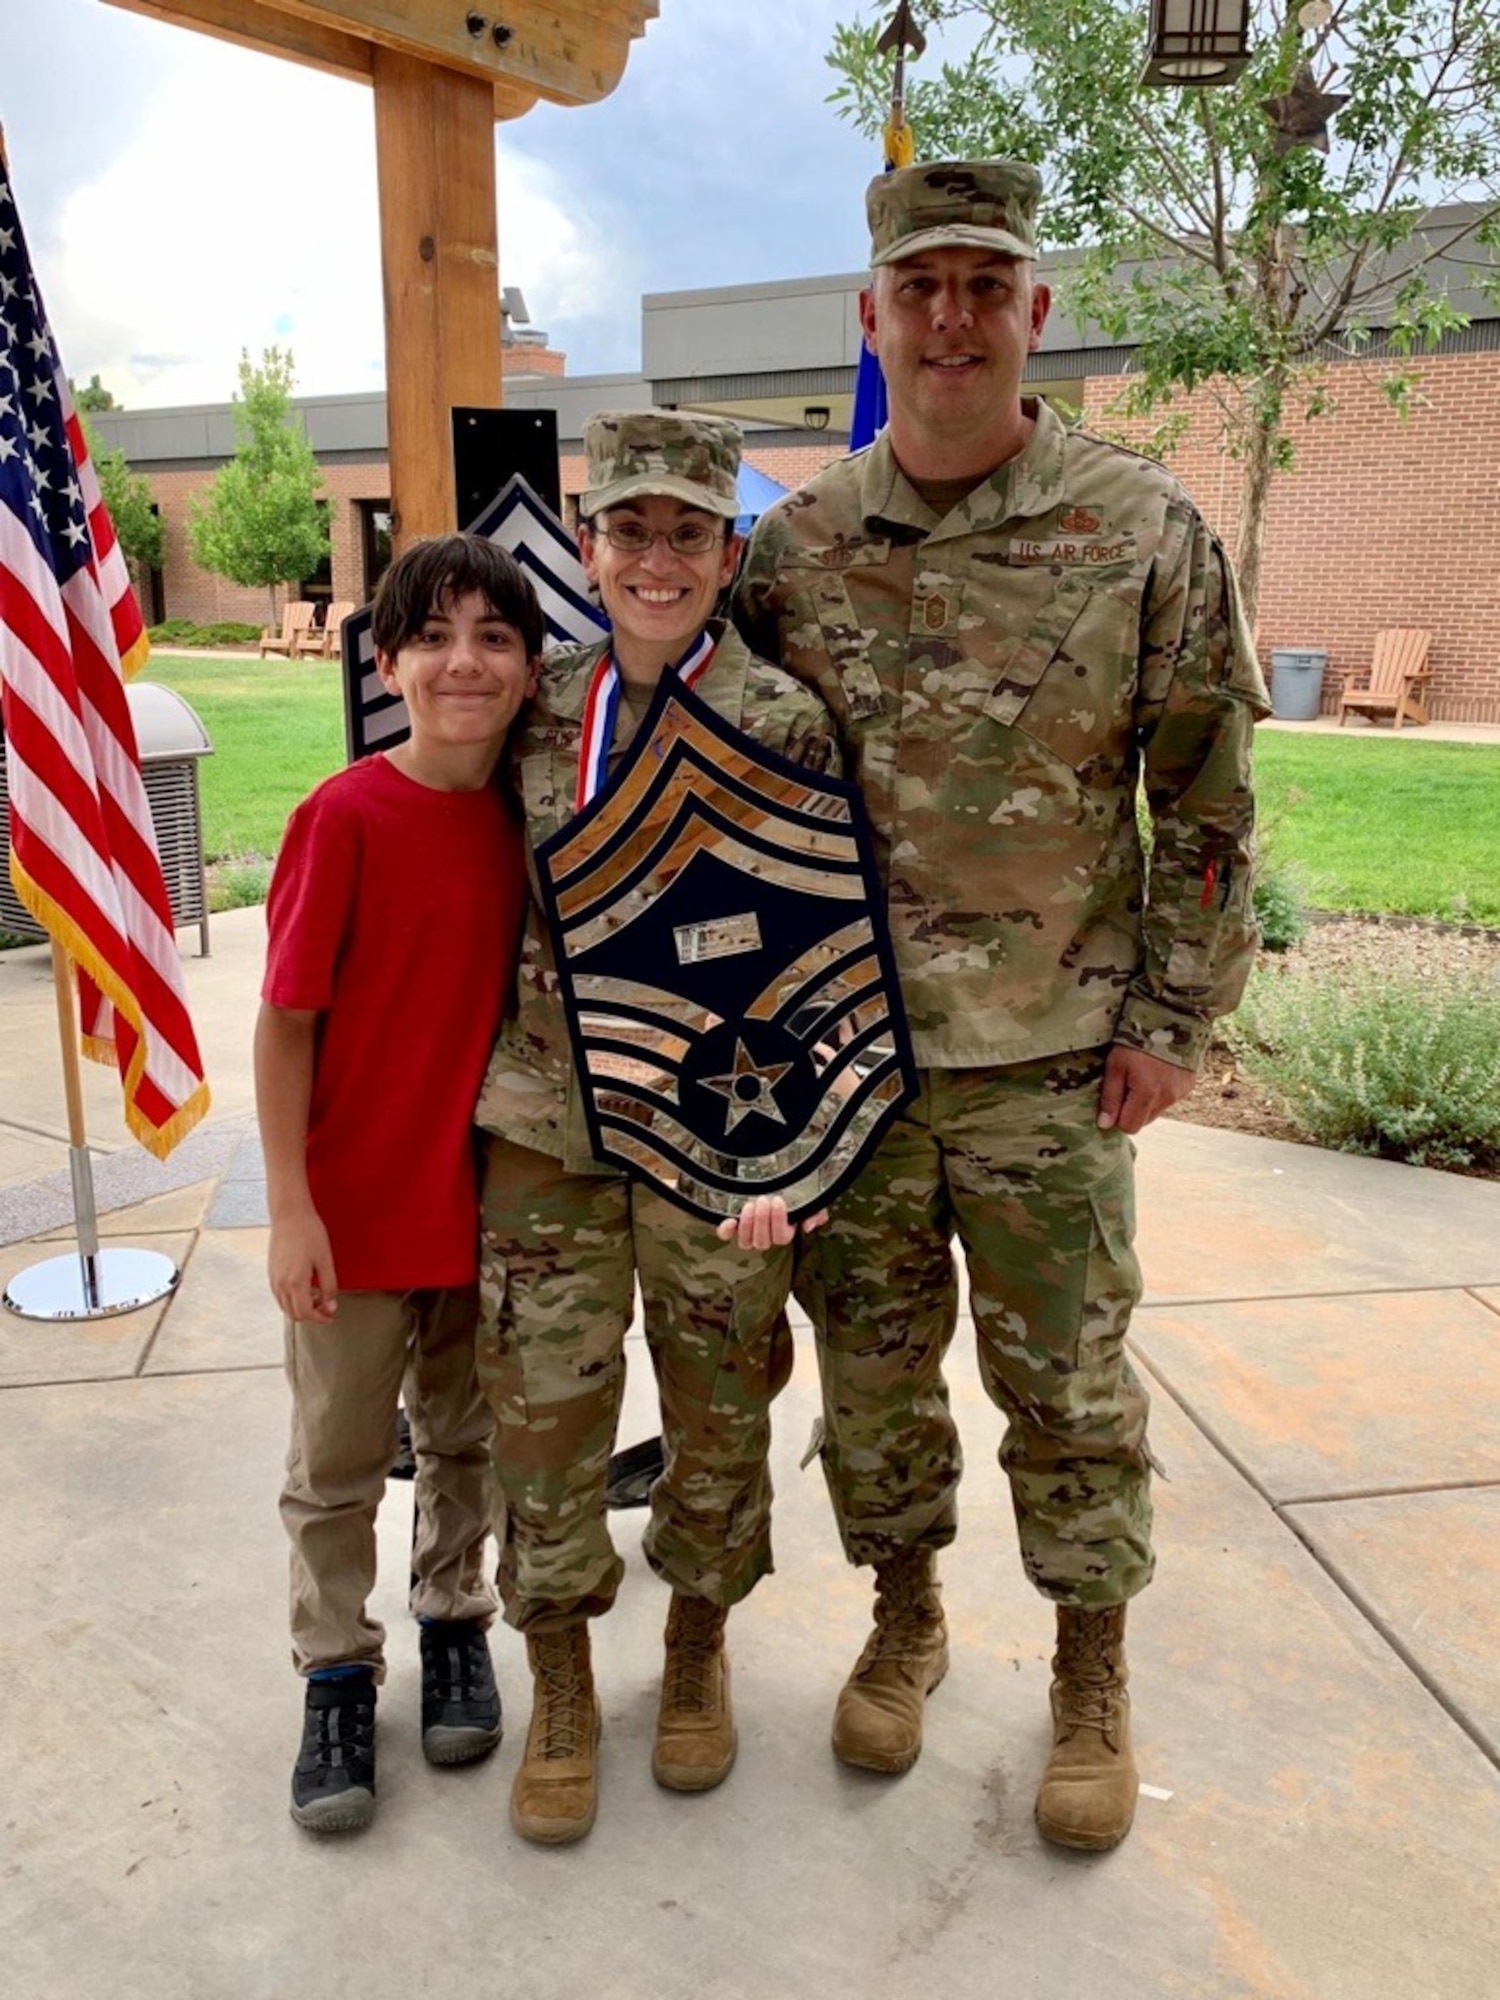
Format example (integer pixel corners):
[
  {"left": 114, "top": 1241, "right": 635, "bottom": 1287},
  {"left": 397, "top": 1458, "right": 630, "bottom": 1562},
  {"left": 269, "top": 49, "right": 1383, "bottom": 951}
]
[{"left": 263, "top": 753, "right": 524, "bottom": 1289}]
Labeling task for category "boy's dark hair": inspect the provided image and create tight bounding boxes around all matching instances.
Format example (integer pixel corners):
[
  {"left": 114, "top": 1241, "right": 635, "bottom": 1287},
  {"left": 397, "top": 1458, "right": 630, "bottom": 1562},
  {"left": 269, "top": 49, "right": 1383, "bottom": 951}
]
[{"left": 371, "top": 533, "right": 544, "bottom": 661}]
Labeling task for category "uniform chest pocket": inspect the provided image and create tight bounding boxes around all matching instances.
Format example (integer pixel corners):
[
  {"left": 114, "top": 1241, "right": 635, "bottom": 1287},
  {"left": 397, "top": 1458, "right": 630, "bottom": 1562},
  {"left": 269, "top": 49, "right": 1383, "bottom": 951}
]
[{"left": 978, "top": 572, "right": 1139, "bottom": 771}]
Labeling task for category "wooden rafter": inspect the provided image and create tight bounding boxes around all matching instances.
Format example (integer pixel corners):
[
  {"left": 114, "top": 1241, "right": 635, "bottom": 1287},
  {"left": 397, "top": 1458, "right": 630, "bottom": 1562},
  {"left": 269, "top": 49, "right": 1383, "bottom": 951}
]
[
  {"left": 103, "top": 0, "right": 658, "bottom": 117},
  {"left": 95, "top": 0, "right": 660, "bottom": 545}
]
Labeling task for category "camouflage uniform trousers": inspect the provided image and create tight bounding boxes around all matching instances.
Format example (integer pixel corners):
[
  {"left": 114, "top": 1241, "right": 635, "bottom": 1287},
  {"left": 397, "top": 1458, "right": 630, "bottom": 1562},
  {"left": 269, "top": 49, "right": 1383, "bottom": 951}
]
[
  {"left": 793, "top": 1047, "right": 1155, "bottom": 1607},
  {"left": 476, "top": 1133, "right": 796, "bottom": 1630}
]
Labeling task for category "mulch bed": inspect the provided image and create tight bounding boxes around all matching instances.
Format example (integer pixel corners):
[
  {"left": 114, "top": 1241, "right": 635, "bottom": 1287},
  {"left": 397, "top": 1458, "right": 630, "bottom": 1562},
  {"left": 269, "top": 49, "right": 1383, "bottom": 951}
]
[{"left": 1166, "top": 914, "right": 1500, "bottom": 1179}]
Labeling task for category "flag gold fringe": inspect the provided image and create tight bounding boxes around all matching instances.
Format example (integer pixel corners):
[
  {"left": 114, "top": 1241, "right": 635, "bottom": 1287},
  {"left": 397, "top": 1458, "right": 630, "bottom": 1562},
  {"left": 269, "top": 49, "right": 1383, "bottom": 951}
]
[
  {"left": 118, "top": 626, "right": 151, "bottom": 682},
  {"left": 6, "top": 851, "right": 211, "bottom": 1159}
]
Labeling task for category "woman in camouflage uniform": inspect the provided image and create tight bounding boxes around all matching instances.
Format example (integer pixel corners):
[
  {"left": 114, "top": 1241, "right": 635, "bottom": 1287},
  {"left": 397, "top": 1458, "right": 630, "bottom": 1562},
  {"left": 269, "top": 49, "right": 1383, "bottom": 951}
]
[{"left": 474, "top": 411, "right": 838, "bottom": 1845}]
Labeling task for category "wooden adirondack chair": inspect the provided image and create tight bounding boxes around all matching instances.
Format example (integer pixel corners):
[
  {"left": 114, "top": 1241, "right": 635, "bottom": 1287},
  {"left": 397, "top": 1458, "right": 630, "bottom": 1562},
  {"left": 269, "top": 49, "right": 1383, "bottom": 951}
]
[
  {"left": 295, "top": 601, "right": 356, "bottom": 659},
  {"left": 258, "top": 600, "right": 317, "bottom": 658},
  {"left": 1337, "top": 628, "right": 1433, "bottom": 729}
]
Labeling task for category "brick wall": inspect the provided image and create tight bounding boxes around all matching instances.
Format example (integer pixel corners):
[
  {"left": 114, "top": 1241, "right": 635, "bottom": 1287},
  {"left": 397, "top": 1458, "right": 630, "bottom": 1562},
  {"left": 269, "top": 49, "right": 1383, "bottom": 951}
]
[
  {"left": 502, "top": 345, "right": 567, "bottom": 378},
  {"left": 135, "top": 349, "right": 1500, "bottom": 717},
  {"left": 144, "top": 460, "right": 392, "bottom": 627},
  {"left": 1083, "top": 349, "right": 1500, "bottom": 721}
]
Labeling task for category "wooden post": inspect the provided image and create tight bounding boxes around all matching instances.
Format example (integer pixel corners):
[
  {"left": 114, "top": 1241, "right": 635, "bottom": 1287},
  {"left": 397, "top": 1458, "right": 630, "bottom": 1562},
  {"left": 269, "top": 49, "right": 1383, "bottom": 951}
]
[{"left": 372, "top": 48, "right": 503, "bottom": 549}]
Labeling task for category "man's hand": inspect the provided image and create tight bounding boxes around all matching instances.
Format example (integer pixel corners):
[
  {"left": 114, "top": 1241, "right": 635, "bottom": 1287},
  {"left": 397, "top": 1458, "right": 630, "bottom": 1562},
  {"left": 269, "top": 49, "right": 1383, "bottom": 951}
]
[
  {"left": 268, "top": 1207, "right": 340, "bottom": 1323},
  {"left": 1097, "top": 1045, "right": 1196, "bottom": 1135},
  {"left": 715, "top": 1195, "right": 828, "bottom": 1252}
]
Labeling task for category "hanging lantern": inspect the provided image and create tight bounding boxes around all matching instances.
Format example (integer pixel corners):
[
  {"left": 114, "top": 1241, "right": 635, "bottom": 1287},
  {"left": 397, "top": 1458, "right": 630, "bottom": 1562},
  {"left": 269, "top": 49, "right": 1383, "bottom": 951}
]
[{"left": 1141, "top": 0, "right": 1252, "bottom": 87}]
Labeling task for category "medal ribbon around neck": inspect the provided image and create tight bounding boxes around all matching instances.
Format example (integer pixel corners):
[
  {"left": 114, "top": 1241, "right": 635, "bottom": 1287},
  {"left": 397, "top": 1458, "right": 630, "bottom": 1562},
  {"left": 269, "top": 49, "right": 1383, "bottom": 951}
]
[{"left": 574, "top": 628, "right": 717, "bottom": 810}]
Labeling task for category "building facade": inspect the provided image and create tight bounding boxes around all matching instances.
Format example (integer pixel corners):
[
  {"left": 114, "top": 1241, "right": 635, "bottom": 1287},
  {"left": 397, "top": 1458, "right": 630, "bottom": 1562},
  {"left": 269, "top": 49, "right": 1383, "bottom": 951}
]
[{"left": 95, "top": 236, "right": 1500, "bottom": 721}]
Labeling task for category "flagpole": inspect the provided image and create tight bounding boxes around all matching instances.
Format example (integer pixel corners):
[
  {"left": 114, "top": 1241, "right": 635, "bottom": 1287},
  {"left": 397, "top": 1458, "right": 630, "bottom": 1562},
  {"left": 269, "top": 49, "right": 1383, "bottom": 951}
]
[
  {"left": 1, "top": 136, "right": 209, "bottom": 1320},
  {"left": 2, "top": 948, "right": 180, "bottom": 1322},
  {"left": 52, "top": 943, "right": 102, "bottom": 1304},
  {"left": 850, "top": 6, "right": 926, "bottom": 452}
]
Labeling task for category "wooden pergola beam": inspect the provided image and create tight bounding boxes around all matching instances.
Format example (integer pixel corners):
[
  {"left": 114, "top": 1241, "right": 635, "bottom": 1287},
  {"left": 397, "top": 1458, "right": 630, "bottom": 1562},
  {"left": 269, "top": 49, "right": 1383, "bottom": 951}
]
[
  {"left": 99, "top": 0, "right": 659, "bottom": 545},
  {"left": 373, "top": 48, "right": 501, "bottom": 543},
  {"left": 105, "top": 0, "right": 655, "bottom": 115}
]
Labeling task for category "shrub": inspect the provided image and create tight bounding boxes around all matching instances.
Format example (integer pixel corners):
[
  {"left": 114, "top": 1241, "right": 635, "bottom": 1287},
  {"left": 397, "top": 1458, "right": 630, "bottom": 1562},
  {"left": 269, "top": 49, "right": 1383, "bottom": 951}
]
[
  {"left": 209, "top": 856, "right": 272, "bottom": 912},
  {"left": 148, "top": 619, "right": 261, "bottom": 649},
  {"left": 1253, "top": 862, "right": 1309, "bottom": 953},
  {"left": 1230, "top": 966, "right": 1500, "bottom": 1171}
]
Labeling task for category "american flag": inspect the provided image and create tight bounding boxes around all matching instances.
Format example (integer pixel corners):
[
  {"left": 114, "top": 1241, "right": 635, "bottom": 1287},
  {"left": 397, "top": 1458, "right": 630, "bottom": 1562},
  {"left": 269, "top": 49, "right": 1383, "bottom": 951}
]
[{"left": 0, "top": 159, "right": 209, "bottom": 1158}]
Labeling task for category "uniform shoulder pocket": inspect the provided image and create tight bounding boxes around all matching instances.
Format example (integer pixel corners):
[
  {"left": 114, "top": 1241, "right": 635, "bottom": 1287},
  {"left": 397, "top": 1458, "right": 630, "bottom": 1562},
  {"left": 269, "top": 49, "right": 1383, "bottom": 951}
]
[
  {"left": 805, "top": 570, "right": 886, "bottom": 720},
  {"left": 776, "top": 543, "right": 893, "bottom": 724},
  {"left": 519, "top": 749, "right": 569, "bottom": 829}
]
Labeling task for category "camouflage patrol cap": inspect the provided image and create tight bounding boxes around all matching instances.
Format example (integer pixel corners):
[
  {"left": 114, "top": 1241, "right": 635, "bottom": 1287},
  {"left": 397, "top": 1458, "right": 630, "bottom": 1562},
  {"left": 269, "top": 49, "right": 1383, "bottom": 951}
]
[
  {"left": 868, "top": 160, "right": 1042, "bottom": 267},
  {"left": 580, "top": 409, "right": 742, "bottom": 521}
]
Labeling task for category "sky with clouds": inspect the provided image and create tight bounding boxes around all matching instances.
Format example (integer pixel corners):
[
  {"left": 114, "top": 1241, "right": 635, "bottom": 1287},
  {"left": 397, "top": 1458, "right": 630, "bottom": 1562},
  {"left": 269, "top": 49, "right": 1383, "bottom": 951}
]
[{"left": 2, "top": 0, "right": 937, "bottom": 410}]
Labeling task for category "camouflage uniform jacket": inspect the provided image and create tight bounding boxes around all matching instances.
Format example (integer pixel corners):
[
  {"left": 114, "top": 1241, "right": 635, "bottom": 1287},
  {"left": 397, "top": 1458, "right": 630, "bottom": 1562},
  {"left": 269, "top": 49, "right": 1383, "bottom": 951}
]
[
  {"left": 735, "top": 400, "right": 1270, "bottom": 1071},
  {"left": 474, "top": 618, "right": 841, "bottom": 1170}
]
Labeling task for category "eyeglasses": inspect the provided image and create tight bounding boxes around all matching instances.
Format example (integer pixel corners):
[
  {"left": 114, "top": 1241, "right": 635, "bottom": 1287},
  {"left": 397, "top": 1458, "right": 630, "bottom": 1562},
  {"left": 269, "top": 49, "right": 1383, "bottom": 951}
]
[{"left": 592, "top": 518, "right": 724, "bottom": 556}]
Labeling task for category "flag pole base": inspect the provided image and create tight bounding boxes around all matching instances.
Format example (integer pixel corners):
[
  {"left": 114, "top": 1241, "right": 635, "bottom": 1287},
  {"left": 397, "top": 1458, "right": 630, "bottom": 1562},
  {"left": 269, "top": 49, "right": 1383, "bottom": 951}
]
[{"left": 3, "top": 1248, "right": 180, "bottom": 1321}]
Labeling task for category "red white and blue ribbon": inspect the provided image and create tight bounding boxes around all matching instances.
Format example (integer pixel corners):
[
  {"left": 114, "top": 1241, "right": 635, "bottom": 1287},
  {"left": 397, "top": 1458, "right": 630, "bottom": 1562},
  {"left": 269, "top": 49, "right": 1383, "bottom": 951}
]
[{"left": 574, "top": 629, "right": 716, "bottom": 809}]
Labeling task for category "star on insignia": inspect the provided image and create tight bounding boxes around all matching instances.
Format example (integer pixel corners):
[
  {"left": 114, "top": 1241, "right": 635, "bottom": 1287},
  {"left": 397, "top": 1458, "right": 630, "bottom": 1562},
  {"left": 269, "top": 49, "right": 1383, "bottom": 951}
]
[{"left": 700, "top": 1038, "right": 794, "bottom": 1135}]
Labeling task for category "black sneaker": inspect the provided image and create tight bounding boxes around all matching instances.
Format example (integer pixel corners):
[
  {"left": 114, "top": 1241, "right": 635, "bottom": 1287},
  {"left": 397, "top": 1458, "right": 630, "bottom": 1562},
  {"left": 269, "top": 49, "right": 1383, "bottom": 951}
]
[
  {"left": 291, "top": 1673, "right": 377, "bottom": 1833},
  {"left": 420, "top": 1619, "right": 503, "bottom": 1766}
]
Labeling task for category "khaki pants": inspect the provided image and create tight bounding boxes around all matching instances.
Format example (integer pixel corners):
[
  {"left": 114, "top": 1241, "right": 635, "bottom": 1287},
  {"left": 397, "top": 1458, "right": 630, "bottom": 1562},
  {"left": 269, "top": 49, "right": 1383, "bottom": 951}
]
[
  {"left": 477, "top": 1136, "right": 795, "bottom": 1630},
  {"left": 280, "top": 1286, "right": 497, "bottom": 1678}
]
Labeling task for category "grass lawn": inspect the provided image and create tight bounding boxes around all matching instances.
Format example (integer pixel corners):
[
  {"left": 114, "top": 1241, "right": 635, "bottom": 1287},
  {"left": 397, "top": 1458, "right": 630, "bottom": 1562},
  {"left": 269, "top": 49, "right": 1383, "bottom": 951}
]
[
  {"left": 1253, "top": 731, "right": 1500, "bottom": 925},
  {"left": 142, "top": 653, "right": 345, "bottom": 861},
  {"left": 138, "top": 653, "right": 1500, "bottom": 926}
]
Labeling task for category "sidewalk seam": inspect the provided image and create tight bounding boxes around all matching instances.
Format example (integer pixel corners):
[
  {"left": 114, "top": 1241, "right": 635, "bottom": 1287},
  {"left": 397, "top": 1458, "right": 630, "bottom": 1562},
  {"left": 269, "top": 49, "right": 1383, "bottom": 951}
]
[
  {"left": 1132, "top": 1341, "right": 1500, "bottom": 1776},
  {"left": 1278, "top": 1478, "right": 1500, "bottom": 1506},
  {"left": 1138, "top": 1280, "right": 1500, "bottom": 1309},
  {"left": 1278, "top": 1512, "right": 1500, "bottom": 1774}
]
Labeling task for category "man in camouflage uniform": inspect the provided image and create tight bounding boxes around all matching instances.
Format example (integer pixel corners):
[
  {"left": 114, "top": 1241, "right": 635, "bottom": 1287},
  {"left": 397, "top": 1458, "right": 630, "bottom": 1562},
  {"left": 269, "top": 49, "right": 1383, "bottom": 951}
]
[
  {"left": 475, "top": 411, "right": 839, "bottom": 1844},
  {"left": 736, "top": 161, "right": 1269, "bottom": 1851}
]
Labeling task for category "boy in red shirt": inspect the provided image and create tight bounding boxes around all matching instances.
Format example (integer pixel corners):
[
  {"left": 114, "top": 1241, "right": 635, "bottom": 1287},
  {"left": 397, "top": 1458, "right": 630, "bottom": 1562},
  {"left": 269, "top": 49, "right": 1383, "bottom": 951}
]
[{"left": 255, "top": 534, "right": 539, "bottom": 1833}]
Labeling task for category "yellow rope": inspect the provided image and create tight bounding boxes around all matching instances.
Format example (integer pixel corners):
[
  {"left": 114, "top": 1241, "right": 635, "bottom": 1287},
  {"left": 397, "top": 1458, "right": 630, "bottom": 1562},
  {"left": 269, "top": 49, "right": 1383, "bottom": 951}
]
[{"left": 883, "top": 117, "right": 916, "bottom": 170}]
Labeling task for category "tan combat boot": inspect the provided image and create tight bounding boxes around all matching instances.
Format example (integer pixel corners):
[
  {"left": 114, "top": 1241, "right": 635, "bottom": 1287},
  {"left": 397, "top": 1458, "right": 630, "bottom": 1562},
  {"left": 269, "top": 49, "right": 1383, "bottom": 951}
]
[
  {"left": 653, "top": 1593, "right": 736, "bottom": 1792},
  {"left": 1035, "top": 1603, "right": 1138, "bottom": 1851},
  {"left": 831, "top": 1548, "right": 949, "bottom": 1775},
  {"left": 510, "top": 1621, "right": 601, "bottom": 1846}
]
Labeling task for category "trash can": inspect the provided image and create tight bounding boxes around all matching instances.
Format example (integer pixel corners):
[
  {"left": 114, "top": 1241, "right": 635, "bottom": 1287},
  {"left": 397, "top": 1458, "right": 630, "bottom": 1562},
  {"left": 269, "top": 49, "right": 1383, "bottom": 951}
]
[
  {"left": 1269, "top": 648, "right": 1328, "bottom": 722},
  {"left": 0, "top": 682, "right": 214, "bottom": 956}
]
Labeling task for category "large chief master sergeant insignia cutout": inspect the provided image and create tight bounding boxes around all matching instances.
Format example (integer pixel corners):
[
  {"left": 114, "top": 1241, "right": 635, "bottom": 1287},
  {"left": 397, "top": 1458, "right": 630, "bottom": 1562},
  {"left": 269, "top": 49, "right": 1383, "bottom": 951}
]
[{"left": 534, "top": 677, "right": 916, "bottom": 1225}]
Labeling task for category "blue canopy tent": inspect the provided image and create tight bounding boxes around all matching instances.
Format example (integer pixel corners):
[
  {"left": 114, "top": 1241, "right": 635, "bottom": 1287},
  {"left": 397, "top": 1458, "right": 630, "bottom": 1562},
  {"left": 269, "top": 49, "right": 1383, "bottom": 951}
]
[{"left": 735, "top": 461, "right": 789, "bottom": 534}]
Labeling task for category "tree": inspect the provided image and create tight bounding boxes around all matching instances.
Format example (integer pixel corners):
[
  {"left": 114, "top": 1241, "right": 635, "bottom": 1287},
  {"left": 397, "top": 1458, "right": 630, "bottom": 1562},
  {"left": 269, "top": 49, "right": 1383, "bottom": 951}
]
[
  {"left": 188, "top": 347, "right": 329, "bottom": 626},
  {"left": 81, "top": 414, "right": 165, "bottom": 580},
  {"left": 71, "top": 373, "right": 118, "bottom": 413},
  {"left": 828, "top": 1, "right": 1500, "bottom": 624}
]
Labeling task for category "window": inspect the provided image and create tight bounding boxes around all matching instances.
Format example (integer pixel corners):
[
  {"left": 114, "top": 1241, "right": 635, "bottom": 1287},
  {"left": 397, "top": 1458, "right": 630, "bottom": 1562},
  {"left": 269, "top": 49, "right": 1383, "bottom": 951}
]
[
  {"left": 300, "top": 499, "right": 333, "bottom": 607},
  {"left": 360, "top": 502, "right": 394, "bottom": 598}
]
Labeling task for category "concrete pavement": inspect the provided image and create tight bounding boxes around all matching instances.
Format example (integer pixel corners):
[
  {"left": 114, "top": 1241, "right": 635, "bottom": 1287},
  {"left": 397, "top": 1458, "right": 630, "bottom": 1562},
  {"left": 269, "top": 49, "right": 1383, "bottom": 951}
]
[
  {"left": 2, "top": 908, "right": 1498, "bottom": 1999},
  {"left": 1260, "top": 716, "right": 1500, "bottom": 743}
]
